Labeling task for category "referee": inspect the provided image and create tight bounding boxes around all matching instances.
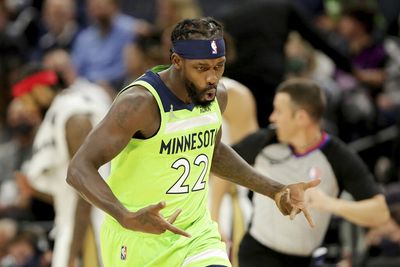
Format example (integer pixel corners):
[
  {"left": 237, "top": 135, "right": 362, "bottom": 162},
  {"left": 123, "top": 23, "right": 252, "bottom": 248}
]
[{"left": 234, "top": 78, "right": 390, "bottom": 267}]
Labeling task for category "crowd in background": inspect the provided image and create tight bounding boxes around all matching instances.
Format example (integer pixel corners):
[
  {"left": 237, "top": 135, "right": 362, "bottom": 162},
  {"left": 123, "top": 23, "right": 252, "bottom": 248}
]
[{"left": 1, "top": 0, "right": 400, "bottom": 266}]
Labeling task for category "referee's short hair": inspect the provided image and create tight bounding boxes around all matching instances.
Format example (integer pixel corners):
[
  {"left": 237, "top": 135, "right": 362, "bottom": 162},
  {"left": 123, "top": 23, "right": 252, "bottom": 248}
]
[{"left": 277, "top": 78, "right": 326, "bottom": 122}]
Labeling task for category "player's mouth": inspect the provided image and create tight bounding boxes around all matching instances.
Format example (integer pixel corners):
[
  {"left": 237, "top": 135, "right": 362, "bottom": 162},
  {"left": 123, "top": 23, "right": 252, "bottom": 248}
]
[{"left": 204, "top": 88, "right": 216, "bottom": 101}]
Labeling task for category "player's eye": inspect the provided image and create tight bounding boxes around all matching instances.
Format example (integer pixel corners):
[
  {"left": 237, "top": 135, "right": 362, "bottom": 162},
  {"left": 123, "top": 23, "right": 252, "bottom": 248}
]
[{"left": 196, "top": 66, "right": 207, "bottom": 71}]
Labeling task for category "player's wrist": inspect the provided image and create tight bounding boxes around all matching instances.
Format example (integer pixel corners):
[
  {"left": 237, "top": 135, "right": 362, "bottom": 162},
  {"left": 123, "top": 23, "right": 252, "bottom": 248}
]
[
  {"left": 271, "top": 181, "right": 286, "bottom": 200},
  {"left": 116, "top": 208, "right": 134, "bottom": 228}
]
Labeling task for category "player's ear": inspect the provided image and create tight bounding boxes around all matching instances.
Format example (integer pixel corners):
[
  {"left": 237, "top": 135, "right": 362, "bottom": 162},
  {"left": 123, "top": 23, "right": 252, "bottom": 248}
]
[{"left": 171, "top": 53, "right": 183, "bottom": 70}]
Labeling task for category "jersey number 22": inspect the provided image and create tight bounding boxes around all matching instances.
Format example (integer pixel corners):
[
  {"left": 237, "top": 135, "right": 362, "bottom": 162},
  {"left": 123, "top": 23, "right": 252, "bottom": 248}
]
[{"left": 166, "top": 154, "right": 208, "bottom": 194}]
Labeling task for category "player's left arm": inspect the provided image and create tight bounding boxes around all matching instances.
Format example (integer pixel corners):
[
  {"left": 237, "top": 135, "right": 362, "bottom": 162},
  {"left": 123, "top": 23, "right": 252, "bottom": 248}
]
[{"left": 211, "top": 84, "right": 320, "bottom": 225}]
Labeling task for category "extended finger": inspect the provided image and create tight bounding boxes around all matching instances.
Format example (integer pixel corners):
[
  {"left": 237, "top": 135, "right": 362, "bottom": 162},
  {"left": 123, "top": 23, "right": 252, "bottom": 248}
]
[
  {"left": 302, "top": 207, "right": 315, "bottom": 228},
  {"left": 289, "top": 207, "right": 299, "bottom": 220},
  {"left": 304, "top": 178, "right": 321, "bottom": 190},
  {"left": 286, "top": 188, "right": 290, "bottom": 202},
  {"left": 167, "top": 209, "right": 182, "bottom": 224},
  {"left": 151, "top": 201, "right": 166, "bottom": 212},
  {"left": 287, "top": 189, "right": 305, "bottom": 208},
  {"left": 165, "top": 222, "right": 191, "bottom": 238}
]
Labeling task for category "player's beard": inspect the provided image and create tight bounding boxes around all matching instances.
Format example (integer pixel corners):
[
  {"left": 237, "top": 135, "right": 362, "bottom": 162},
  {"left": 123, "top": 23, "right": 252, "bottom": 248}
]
[{"left": 185, "top": 80, "right": 216, "bottom": 108}]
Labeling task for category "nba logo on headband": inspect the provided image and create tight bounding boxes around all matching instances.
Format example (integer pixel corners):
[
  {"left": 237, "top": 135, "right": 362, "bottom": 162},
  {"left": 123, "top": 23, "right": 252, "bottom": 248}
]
[
  {"left": 211, "top": 40, "right": 218, "bottom": 54},
  {"left": 172, "top": 38, "right": 225, "bottom": 59}
]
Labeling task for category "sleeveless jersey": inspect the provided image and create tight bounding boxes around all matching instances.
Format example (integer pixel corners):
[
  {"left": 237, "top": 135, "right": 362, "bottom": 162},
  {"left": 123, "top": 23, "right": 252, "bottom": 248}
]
[{"left": 107, "top": 66, "right": 223, "bottom": 232}]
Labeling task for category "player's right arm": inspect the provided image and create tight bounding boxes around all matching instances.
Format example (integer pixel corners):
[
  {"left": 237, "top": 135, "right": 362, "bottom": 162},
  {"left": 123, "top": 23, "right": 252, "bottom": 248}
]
[{"left": 66, "top": 87, "right": 190, "bottom": 237}]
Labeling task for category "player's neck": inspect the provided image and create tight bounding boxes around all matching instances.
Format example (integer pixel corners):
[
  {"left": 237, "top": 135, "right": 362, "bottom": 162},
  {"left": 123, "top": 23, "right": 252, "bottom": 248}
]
[{"left": 159, "top": 68, "right": 191, "bottom": 104}]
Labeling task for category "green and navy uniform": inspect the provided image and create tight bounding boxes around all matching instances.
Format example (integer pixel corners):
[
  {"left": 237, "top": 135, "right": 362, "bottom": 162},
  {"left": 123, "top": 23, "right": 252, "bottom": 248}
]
[{"left": 101, "top": 66, "right": 231, "bottom": 267}]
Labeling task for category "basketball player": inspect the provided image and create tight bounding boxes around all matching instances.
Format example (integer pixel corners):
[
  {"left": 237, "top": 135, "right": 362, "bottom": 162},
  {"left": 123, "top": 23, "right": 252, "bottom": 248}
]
[{"left": 67, "top": 17, "right": 319, "bottom": 267}]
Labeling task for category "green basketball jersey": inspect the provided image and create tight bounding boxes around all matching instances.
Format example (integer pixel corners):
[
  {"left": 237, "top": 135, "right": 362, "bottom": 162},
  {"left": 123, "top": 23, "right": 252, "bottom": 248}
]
[{"left": 107, "top": 66, "right": 222, "bottom": 233}]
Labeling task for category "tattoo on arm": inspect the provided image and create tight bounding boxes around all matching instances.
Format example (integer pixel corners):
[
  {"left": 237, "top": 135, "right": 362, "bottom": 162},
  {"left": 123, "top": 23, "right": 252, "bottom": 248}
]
[
  {"left": 114, "top": 93, "right": 146, "bottom": 131},
  {"left": 94, "top": 94, "right": 147, "bottom": 164}
]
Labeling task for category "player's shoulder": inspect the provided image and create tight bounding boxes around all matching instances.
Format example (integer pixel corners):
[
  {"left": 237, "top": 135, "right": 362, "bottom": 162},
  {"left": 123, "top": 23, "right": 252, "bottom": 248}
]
[
  {"left": 112, "top": 85, "right": 159, "bottom": 116},
  {"left": 216, "top": 81, "right": 228, "bottom": 113},
  {"left": 116, "top": 85, "right": 155, "bottom": 103}
]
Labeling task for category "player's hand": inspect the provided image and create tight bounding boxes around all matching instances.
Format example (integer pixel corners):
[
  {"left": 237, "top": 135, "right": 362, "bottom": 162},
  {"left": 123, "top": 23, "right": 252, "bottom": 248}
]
[
  {"left": 274, "top": 178, "right": 321, "bottom": 227},
  {"left": 120, "top": 201, "right": 191, "bottom": 237}
]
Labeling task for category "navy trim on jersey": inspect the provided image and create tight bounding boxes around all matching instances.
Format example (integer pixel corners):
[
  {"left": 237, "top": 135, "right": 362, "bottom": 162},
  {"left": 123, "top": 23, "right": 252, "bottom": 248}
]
[{"left": 138, "top": 70, "right": 195, "bottom": 112}]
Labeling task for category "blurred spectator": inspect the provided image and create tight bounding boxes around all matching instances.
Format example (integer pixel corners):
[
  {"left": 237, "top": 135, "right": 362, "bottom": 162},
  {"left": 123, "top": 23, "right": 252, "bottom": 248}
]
[
  {"left": 42, "top": 49, "right": 112, "bottom": 266},
  {"left": 0, "top": 2, "right": 28, "bottom": 134},
  {"left": 123, "top": 32, "right": 165, "bottom": 83},
  {"left": 13, "top": 59, "right": 109, "bottom": 267},
  {"left": 155, "top": 0, "right": 202, "bottom": 30},
  {"left": 0, "top": 98, "right": 42, "bottom": 221},
  {"left": 154, "top": 0, "right": 206, "bottom": 63},
  {"left": 71, "top": 0, "right": 151, "bottom": 92},
  {"left": 285, "top": 32, "right": 341, "bottom": 134},
  {"left": 2, "top": 0, "right": 41, "bottom": 52},
  {"left": 334, "top": 4, "right": 392, "bottom": 172},
  {"left": 1, "top": 231, "right": 42, "bottom": 267},
  {"left": 338, "top": 5, "right": 387, "bottom": 92},
  {"left": 378, "top": 38, "right": 400, "bottom": 125},
  {"left": 32, "top": 0, "right": 80, "bottom": 60},
  {"left": 0, "top": 219, "right": 18, "bottom": 260},
  {"left": 218, "top": 0, "right": 352, "bottom": 127},
  {"left": 157, "top": 0, "right": 205, "bottom": 63}
]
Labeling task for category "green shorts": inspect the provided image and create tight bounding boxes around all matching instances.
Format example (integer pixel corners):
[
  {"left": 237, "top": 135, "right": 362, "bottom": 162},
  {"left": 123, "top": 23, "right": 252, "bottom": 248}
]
[{"left": 100, "top": 216, "right": 231, "bottom": 267}]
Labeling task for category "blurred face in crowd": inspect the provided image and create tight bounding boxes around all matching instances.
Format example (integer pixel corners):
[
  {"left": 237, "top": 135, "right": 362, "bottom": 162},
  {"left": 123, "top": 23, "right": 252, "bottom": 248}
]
[
  {"left": 124, "top": 44, "right": 148, "bottom": 80},
  {"left": 7, "top": 98, "right": 41, "bottom": 145},
  {"left": 87, "top": 0, "right": 117, "bottom": 29},
  {"left": 124, "top": 39, "right": 164, "bottom": 80},
  {"left": 269, "top": 92, "right": 301, "bottom": 144},
  {"left": 8, "top": 239, "right": 35, "bottom": 266},
  {"left": 42, "top": 49, "right": 76, "bottom": 87},
  {"left": 338, "top": 16, "right": 364, "bottom": 41},
  {"left": 156, "top": 0, "right": 174, "bottom": 28},
  {"left": 156, "top": 0, "right": 202, "bottom": 29},
  {"left": 43, "top": 0, "right": 75, "bottom": 35},
  {"left": 0, "top": 219, "right": 17, "bottom": 255}
]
